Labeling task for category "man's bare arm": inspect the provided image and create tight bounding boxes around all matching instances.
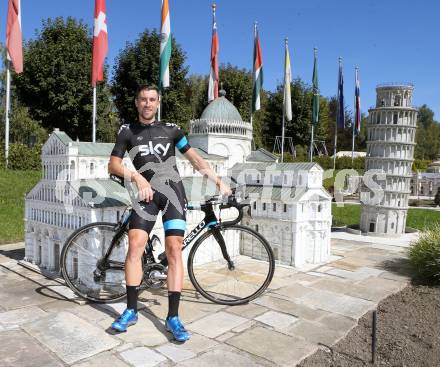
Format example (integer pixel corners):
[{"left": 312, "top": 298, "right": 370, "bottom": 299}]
[
  {"left": 108, "top": 156, "right": 154, "bottom": 202},
  {"left": 183, "top": 148, "right": 231, "bottom": 195}
]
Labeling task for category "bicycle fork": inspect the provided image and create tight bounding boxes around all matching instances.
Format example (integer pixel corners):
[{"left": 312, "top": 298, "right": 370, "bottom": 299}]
[{"left": 211, "top": 228, "right": 235, "bottom": 270}]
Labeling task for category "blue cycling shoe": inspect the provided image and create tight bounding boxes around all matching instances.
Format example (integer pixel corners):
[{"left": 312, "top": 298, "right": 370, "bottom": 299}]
[
  {"left": 165, "top": 316, "right": 190, "bottom": 342},
  {"left": 111, "top": 308, "right": 138, "bottom": 332}
]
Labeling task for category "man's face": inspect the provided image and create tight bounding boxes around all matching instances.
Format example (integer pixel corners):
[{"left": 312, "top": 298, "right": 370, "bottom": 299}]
[{"left": 135, "top": 89, "right": 160, "bottom": 123}]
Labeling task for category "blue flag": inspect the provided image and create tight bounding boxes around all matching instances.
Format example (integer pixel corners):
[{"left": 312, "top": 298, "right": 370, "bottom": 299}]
[{"left": 337, "top": 61, "right": 345, "bottom": 129}]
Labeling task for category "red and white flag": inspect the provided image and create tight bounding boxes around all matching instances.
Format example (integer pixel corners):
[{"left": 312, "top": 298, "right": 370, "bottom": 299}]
[
  {"left": 91, "top": 0, "right": 108, "bottom": 87},
  {"left": 6, "top": 0, "right": 23, "bottom": 73},
  {"left": 208, "top": 5, "right": 219, "bottom": 102}
]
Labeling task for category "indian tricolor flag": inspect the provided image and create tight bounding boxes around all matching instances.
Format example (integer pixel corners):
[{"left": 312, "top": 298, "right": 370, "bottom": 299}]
[
  {"left": 252, "top": 23, "right": 263, "bottom": 113},
  {"left": 159, "top": 0, "right": 171, "bottom": 89}
]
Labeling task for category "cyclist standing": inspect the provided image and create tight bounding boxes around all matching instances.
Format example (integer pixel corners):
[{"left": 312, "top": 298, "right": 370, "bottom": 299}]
[{"left": 108, "top": 85, "right": 231, "bottom": 341}]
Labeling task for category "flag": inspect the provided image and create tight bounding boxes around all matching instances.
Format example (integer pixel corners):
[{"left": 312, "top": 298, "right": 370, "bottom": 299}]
[
  {"left": 283, "top": 39, "right": 292, "bottom": 121},
  {"left": 6, "top": 0, "right": 23, "bottom": 73},
  {"left": 91, "top": 0, "right": 108, "bottom": 87},
  {"left": 312, "top": 50, "right": 319, "bottom": 125},
  {"left": 208, "top": 5, "right": 219, "bottom": 102},
  {"left": 159, "top": 0, "right": 171, "bottom": 89},
  {"left": 354, "top": 68, "right": 361, "bottom": 135},
  {"left": 252, "top": 23, "right": 263, "bottom": 113},
  {"left": 337, "top": 60, "right": 345, "bottom": 129}
]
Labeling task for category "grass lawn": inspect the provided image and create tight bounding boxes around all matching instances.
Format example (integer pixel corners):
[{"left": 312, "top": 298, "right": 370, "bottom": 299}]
[
  {"left": 332, "top": 203, "right": 440, "bottom": 231},
  {"left": 0, "top": 169, "right": 41, "bottom": 244}
]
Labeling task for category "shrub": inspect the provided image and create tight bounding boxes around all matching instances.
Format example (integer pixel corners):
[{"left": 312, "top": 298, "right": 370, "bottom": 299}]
[
  {"left": 434, "top": 187, "right": 440, "bottom": 206},
  {"left": 408, "top": 226, "right": 440, "bottom": 282},
  {"left": 0, "top": 143, "right": 42, "bottom": 170}
]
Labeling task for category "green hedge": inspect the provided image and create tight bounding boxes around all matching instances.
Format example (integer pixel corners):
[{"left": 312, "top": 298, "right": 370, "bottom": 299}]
[
  {"left": 0, "top": 143, "right": 42, "bottom": 171},
  {"left": 408, "top": 226, "right": 440, "bottom": 282}
]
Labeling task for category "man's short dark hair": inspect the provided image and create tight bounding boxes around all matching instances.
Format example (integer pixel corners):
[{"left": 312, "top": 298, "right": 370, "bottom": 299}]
[{"left": 135, "top": 84, "right": 160, "bottom": 99}]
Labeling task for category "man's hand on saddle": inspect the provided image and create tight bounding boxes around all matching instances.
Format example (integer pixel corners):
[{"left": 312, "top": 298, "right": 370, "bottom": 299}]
[{"left": 133, "top": 173, "right": 154, "bottom": 202}]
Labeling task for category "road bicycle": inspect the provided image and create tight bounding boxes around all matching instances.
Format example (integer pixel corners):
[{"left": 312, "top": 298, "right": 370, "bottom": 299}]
[{"left": 60, "top": 175, "right": 275, "bottom": 305}]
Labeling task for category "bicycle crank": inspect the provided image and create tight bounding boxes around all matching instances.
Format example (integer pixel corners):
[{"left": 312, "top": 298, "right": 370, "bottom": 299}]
[{"left": 143, "top": 264, "right": 167, "bottom": 289}]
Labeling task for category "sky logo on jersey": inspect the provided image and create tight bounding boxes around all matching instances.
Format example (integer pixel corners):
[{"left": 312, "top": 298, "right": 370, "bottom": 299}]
[{"left": 139, "top": 142, "right": 170, "bottom": 156}]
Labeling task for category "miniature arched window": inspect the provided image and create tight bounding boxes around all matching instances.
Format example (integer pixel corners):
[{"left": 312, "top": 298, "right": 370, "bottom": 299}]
[
  {"left": 393, "top": 113, "right": 398, "bottom": 124},
  {"left": 90, "top": 162, "right": 95, "bottom": 176},
  {"left": 394, "top": 94, "right": 401, "bottom": 106}
]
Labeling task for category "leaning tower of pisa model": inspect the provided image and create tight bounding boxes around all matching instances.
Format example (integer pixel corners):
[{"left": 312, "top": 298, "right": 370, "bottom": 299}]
[{"left": 360, "top": 84, "right": 418, "bottom": 235}]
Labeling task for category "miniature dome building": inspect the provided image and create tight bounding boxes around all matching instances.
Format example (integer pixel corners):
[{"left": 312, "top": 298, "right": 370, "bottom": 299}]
[
  {"left": 360, "top": 84, "right": 418, "bottom": 235},
  {"left": 189, "top": 90, "right": 253, "bottom": 168}
]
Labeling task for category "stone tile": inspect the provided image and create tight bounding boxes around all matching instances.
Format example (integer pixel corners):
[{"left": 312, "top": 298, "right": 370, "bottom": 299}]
[
  {"left": 317, "top": 313, "right": 357, "bottom": 332},
  {"left": 22, "top": 311, "right": 120, "bottom": 364},
  {"left": 298, "top": 289, "right": 375, "bottom": 319},
  {"left": 255, "top": 311, "right": 298, "bottom": 331},
  {"left": 271, "top": 283, "right": 314, "bottom": 300},
  {"left": 325, "top": 266, "right": 384, "bottom": 281},
  {"left": 187, "top": 311, "right": 248, "bottom": 338},
  {"left": 254, "top": 295, "right": 327, "bottom": 321},
  {"left": 0, "top": 279, "right": 58, "bottom": 310},
  {"left": 225, "top": 302, "right": 268, "bottom": 319},
  {"left": 232, "top": 320, "right": 255, "bottom": 333},
  {"left": 227, "top": 326, "right": 317, "bottom": 366},
  {"left": 162, "top": 332, "right": 218, "bottom": 355},
  {"left": 0, "top": 330, "right": 64, "bottom": 367},
  {"left": 178, "top": 345, "right": 269, "bottom": 367},
  {"left": 102, "top": 312, "right": 169, "bottom": 346},
  {"left": 96, "top": 301, "right": 146, "bottom": 317},
  {"left": 291, "top": 272, "right": 323, "bottom": 286},
  {"left": 379, "top": 271, "right": 411, "bottom": 282},
  {"left": 39, "top": 299, "right": 80, "bottom": 313},
  {"left": 155, "top": 344, "right": 196, "bottom": 363},
  {"left": 216, "top": 331, "right": 235, "bottom": 342},
  {"left": 0, "top": 305, "right": 47, "bottom": 327},
  {"left": 120, "top": 347, "right": 167, "bottom": 367},
  {"left": 74, "top": 352, "right": 130, "bottom": 367},
  {"left": 285, "top": 319, "right": 346, "bottom": 346},
  {"left": 140, "top": 289, "right": 225, "bottom": 323},
  {"left": 306, "top": 271, "right": 332, "bottom": 278}
]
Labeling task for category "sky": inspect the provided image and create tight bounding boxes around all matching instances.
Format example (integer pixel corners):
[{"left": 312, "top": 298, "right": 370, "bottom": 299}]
[{"left": 1, "top": 0, "right": 439, "bottom": 119}]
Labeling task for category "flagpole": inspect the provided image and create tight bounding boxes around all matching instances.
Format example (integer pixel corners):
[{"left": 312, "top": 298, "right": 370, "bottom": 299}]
[
  {"left": 250, "top": 21, "right": 256, "bottom": 151},
  {"left": 352, "top": 66, "right": 358, "bottom": 166},
  {"left": 310, "top": 47, "right": 318, "bottom": 163},
  {"left": 281, "top": 113, "right": 285, "bottom": 163},
  {"left": 5, "top": 62, "right": 11, "bottom": 167},
  {"left": 333, "top": 57, "right": 342, "bottom": 170},
  {"left": 91, "top": 86, "right": 97, "bottom": 142}
]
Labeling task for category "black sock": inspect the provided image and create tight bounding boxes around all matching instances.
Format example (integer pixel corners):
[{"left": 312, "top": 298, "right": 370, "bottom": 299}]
[
  {"left": 126, "top": 285, "right": 139, "bottom": 312},
  {"left": 167, "top": 291, "right": 181, "bottom": 319}
]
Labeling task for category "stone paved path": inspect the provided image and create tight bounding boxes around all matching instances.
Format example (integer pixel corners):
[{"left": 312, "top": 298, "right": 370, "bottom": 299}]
[{"left": 0, "top": 236, "right": 413, "bottom": 366}]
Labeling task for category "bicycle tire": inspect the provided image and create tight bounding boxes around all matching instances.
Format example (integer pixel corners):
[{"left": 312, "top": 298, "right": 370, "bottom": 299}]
[
  {"left": 60, "top": 222, "right": 128, "bottom": 303},
  {"left": 187, "top": 224, "right": 275, "bottom": 305}
]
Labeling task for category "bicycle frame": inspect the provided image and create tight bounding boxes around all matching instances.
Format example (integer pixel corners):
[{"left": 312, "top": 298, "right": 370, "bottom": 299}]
[{"left": 97, "top": 199, "right": 242, "bottom": 273}]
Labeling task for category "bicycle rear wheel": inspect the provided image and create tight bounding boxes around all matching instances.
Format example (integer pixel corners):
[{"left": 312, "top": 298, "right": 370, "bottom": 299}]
[
  {"left": 60, "top": 222, "right": 128, "bottom": 303},
  {"left": 187, "top": 224, "right": 275, "bottom": 305}
]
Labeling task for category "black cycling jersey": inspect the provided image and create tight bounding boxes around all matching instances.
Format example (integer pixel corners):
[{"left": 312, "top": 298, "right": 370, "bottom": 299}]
[{"left": 111, "top": 121, "right": 191, "bottom": 237}]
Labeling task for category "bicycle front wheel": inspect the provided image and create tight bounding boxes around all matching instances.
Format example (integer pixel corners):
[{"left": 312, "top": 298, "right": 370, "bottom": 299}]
[
  {"left": 187, "top": 224, "right": 275, "bottom": 305},
  {"left": 60, "top": 222, "right": 128, "bottom": 303}
]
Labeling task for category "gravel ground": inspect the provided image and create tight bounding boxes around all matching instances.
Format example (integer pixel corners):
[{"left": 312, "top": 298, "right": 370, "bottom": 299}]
[{"left": 299, "top": 283, "right": 440, "bottom": 367}]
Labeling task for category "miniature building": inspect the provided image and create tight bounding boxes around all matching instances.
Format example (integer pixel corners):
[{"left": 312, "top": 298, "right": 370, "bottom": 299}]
[
  {"left": 24, "top": 93, "right": 332, "bottom": 273},
  {"left": 360, "top": 84, "right": 418, "bottom": 234}
]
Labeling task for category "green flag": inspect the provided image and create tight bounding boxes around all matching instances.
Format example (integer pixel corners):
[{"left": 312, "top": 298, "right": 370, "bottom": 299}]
[{"left": 312, "top": 49, "right": 319, "bottom": 125}]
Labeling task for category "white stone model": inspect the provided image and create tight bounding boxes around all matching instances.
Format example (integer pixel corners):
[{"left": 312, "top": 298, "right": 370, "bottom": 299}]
[
  {"left": 360, "top": 84, "right": 418, "bottom": 235},
  {"left": 24, "top": 91, "right": 332, "bottom": 273}
]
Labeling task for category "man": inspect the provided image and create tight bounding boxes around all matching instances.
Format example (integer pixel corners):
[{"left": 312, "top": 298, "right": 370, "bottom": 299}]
[{"left": 108, "top": 85, "right": 231, "bottom": 342}]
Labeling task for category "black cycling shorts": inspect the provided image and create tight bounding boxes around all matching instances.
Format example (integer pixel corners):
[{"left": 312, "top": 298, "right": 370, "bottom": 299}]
[{"left": 129, "top": 182, "right": 187, "bottom": 237}]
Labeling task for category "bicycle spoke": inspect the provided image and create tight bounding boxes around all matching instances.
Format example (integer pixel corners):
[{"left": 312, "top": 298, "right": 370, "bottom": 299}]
[
  {"left": 188, "top": 225, "right": 274, "bottom": 305},
  {"left": 61, "top": 223, "right": 128, "bottom": 303}
]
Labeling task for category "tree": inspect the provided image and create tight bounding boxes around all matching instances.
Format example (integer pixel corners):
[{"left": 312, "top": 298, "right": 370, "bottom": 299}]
[
  {"left": 112, "top": 30, "right": 191, "bottom": 132},
  {"left": 13, "top": 17, "right": 113, "bottom": 141},
  {"left": 261, "top": 79, "right": 330, "bottom": 153},
  {"left": 415, "top": 105, "right": 440, "bottom": 160}
]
